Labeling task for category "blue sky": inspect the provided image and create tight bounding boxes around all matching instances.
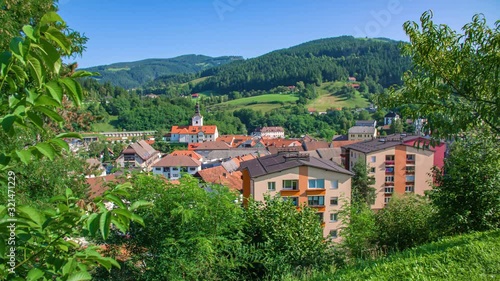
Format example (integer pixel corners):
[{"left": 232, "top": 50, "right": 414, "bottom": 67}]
[{"left": 58, "top": 0, "right": 500, "bottom": 68}]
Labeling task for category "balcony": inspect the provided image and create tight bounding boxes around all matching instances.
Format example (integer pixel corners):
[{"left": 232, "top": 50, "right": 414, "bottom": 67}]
[
  {"left": 385, "top": 160, "right": 395, "bottom": 166},
  {"left": 406, "top": 160, "right": 415, "bottom": 165},
  {"left": 385, "top": 182, "right": 394, "bottom": 186}
]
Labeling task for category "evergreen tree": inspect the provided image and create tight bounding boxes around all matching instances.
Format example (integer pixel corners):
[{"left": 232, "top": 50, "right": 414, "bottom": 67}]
[{"left": 351, "top": 161, "right": 376, "bottom": 205}]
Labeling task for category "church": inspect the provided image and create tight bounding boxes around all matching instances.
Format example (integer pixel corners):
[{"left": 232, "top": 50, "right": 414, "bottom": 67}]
[{"left": 169, "top": 103, "right": 219, "bottom": 143}]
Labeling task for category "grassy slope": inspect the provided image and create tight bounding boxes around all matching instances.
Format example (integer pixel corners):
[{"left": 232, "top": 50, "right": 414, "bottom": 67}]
[
  {"left": 307, "top": 81, "right": 369, "bottom": 111},
  {"left": 287, "top": 230, "right": 500, "bottom": 281},
  {"left": 209, "top": 93, "right": 299, "bottom": 112}
]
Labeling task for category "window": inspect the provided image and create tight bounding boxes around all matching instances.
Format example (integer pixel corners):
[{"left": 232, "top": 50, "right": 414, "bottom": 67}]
[
  {"left": 316, "top": 212, "right": 324, "bottom": 222},
  {"left": 406, "top": 166, "right": 415, "bottom": 173},
  {"left": 172, "top": 167, "right": 179, "bottom": 171},
  {"left": 350, "top": 151, "right": 353, "bottom": 157},
  {"left": 172, "top": 173, "right": 179, "bottom": 178},
  {"left": 385, "top": 176, "right": 394, "bottom": 182},
  {"left": 386, "top": 155, "right": 395, "bottom": 161},
  {"left": 330, "top": 230, "right": 338, "bottom": 238},
  {"left": 331, "top": 179, "right": 339, "bottom": 189},
  {"left": 406, "top": 154, "right": 415, "bottom": 161},
  {"left": 370, "top": 156, "right": 376, "bottom": 163},
  {"left": 330, "top": 213, "right": 338, "bottom": 222},
  {"left": 155, "top": 167, "right": 161, "bottom": 171},
  {"left": 384, "top": 187, "right": 394, "bottom": 194},
  {"left": 189, "top": 167, "right": 196, "bottom": 171},
  {"left": 330, "top": 197, "right": 339, "bottom": 206},
  {"left": 308, "top": 196, "right": 325, "bottom": 206},
  {"left": 385, "top": 167, "right": 394, "bottom": 173},
  {"left": 267, "top": 182, "right": 276, "bottom": 191},
  {"left": 284, "top": 197, "right": 299, "bottom": 206},
  {"left": 370, "top": 167, "right": 376, "bottom": 173},
  {"left": 283, "top": 180, "right": 298, "bottom": 190},
  {"left": 406, "top": 175, "right": 415, "bottom": 182},
  {"left": 405, "top": 185, "right": 414, "bottom": 193},
  {"left": 384, "top": 197, "right": 391, "bottom": 204},
  {"left": 308, "top": 179, "right": 325, "bottom": 188}
]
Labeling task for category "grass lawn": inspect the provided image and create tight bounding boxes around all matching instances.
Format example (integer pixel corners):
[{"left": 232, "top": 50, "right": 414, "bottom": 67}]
[
  {"left": 91, "top": 115, "right": 118, "bottom": 132},
  {"left": 210, "top": 93, "right": 298, "bottom": 112},
  {"left": 307, "top": 81, "right": 369, "bottom": 111}
]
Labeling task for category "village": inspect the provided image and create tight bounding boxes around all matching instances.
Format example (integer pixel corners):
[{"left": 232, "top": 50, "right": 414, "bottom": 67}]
[{"left": 80, "top": 102, "right": 445, "bottom": 239}]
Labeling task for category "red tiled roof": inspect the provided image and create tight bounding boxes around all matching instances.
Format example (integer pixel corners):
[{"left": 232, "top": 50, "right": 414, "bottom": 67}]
[
  {"left": 194, "top": 141, "right": 231, "bottom": 150},
  {"left": 262, "top": 138, "right": 302, "bottom": 148},
  {"left": 153, "top": 155, "right": 202, "bottom": 167},
  {"left": 86, "top": 175, "right": 119, "bottom": 199},
  {"left": 331, "top": 140, "right": 363, "bottom": 148},
  {"left": 169, "top": 150, "right": 203, "bottom": 160},
  {"left": 171, "top": 125, "right": 217, "bottom": 135},
  {"left": 196, "top": 166, "right": 243, "bottom": 192}
]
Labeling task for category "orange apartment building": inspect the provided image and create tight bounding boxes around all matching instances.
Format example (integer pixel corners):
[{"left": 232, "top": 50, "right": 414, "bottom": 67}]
[
  {"left": 240, "top": 151, "right": 353, "bottom": 239},
  {"left": 342, "top": 135, "right": 435, "bottom": 210}
]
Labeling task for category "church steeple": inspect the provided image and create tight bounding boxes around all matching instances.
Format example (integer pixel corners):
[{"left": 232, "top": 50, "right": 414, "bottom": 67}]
[{"left": 192, "top": 102, "right": 203, "bottom": 126}]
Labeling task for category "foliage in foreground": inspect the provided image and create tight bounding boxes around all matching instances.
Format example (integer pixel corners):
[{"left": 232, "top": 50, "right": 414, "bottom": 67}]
[{"left": 284, "top": 230, "right": 500, "bottom": 281}]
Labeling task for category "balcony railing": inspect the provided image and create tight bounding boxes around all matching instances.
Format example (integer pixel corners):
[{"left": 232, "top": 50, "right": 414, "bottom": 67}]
[
  {"left": 385, "top": 160, "right": 395, "bottom": 165},
  {"left": 406, "top": 160, "right": 415, "bottom": 165}
]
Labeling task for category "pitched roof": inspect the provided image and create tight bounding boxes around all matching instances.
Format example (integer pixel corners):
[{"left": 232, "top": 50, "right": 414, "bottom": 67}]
[
  {"left": 194, "top": 141, "right": 231, "bottom": 150},
  {"left": 86, "top": 175, "right": 119, "bottom": 199},
  {"left": 204, "top": 149, "right": 269, "bottom": 161},
  {"left": 384, "top": 112, "right": 399, "bottom": 118},
  {"left": 261, "top": 138, "right": 302, "bottom": 148},
  {"left": 169, "top": 150, "right": 203, "bottom": 160},
  {"left": 122, "top": 140, "right": 159, "bottom": 160},
  {"left": 355, "top": 120, "right": 376, "bottom": 127},
  {"left": 331, "top": 139, "right": 363, "bottom": 148},
  {"left": 196, "top": 166, "right": 243, "bottom": 192},
  {"left": 344, "top": 135, "right": 422, "bottom": 154},
  {"left": 302, "top": 140, "right": 330, "bottom": 151},
  {"left": 153, "top": 155, "right": 202, "bottom": 167},
  {"left": 348, "top": 126, "right": 376, "bottom": 134},
  {"left": 256, "top": 126, "right": 285, "bottom": 133},
  {"left": 239, "top": 152, "right": 353, "bottom": 178},
  {"left": 171, "top": 125, "right": 217, "bottom": 135}
]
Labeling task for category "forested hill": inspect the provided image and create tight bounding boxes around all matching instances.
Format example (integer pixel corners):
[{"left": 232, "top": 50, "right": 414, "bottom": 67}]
[
  {"left": 82, "top": 54, "right": 243, "bottom": 89},
  {"left": 191, "top": 36, "right": 410, "bottom": 93}
]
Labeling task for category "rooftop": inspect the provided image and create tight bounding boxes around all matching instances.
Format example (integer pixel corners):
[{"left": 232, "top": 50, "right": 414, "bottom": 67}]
[
  {"left": 153, "top": 155, "right": 202, "bottom": 167},
  {"left": 348, "top": 126, "right": 376, "bottom": 134},
  {"left": 343, "top": 135, "right": 422, "bottom": 154}
]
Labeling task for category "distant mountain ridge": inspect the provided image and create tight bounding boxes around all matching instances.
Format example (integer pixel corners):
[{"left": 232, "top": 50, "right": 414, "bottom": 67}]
[{"left": 82, "top": 54, "right": 243, "bottom": 89}]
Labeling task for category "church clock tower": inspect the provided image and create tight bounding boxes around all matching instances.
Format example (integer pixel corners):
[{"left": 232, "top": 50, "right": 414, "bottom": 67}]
[{"left": 192, "top": 103, "right": 203, "bottom": 126}]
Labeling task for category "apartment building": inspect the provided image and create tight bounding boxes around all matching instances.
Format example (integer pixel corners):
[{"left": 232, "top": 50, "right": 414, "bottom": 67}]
[
  {"left": 116, "top": 140, "right": 161, "bottom": 171},
  {"left": 342, "top": 135, "right": 436, "bottom": 210},
  {"left": 240, "top": 152, "right": 353, "bottom": 239}
]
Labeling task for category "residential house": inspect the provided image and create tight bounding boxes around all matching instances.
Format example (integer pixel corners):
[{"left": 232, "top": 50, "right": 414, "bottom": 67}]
[
  {"left": 85, "top": 158, "right": 106, "bottom": 178},
  {"left": 169, "top": 150, "right": 203, "bottom": 161},
  {"left": 342, "top": 135, "right": 438, "bottom": 210},
  {"left": 384, "top": 112, "right": 400, "bottom": 125},
  {"left": 196, "top": 166, "right": 243, "bottom": 193},
  {"left": 170, "top": 103, "right": 219, "bottom": 143},
  {"left": 152, "top": 155, "right": 202, "bottom": 180},
  {"left": 348, "top": 126, "right": 377, "bottom": 141},
  {"left": 116, "top": 140, "right": 161, "bottom": 171},
  {"left": 355, "top": 120, "right": 377, "bottom": 127},
  {"left": 252, "top": 126, "right": 285, "bottom": 139},
  {"left": 240, "top": 152, "right": 353, "bottom": 239}
]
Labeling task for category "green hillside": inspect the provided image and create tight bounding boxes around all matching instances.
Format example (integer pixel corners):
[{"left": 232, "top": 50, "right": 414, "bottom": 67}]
[
  {"left": 82, "top": 54, "right": 243, "bottom": 89},
  {"left": 209, "top": 93, "right": 299, "bottom": 112},
  {"left": 287, "top": 230, "right": 500, "bottom": 281},
  {"left": 193, "top": 36, "right": 410, "bottom": 93}
]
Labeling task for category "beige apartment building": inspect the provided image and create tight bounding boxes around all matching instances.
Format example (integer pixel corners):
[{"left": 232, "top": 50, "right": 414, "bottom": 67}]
[
  {"left": 240, "top": 151, "right": 353, "bottom": 239},
  {"left": 342, "top": 136, "right": 435, "bottom": 210}
]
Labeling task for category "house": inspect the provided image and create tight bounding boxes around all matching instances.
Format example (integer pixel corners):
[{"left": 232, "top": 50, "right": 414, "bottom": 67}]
[
  {"left": 86, "top": 174, "right": 119, "bottom": 199},
  {"left": 116, "top": 140, "right": 161, "bottom": 171},
  {"left": 384, "top": 112, "right": 400, "bottom": 125},
  {"left": 348, "top": 77, "right": 356, "bottom": 82},
  {"left": 348, "top": 126, "right": 377, "bottom": 141},
  {"left": 170, "top": 103, "right": 219, "bottom": 143},
  {"left": 355, "top": 120, "right": 377, "bottom": 127},
  {"left": 342, "top": 135, "right": 438, "bottom": 210},
  {"left": 85, "top": 158, "right": 106, "bottom": 178},
  {"left": 240, "top": 151, "right": 353, "bottom": 239},
  {"left": 252, "top": 126, "right": 285, "bottom": 139},
  {"left": 191, "top": 93, "right": 199, "bottom": 98},
  {"left": 152, "top": 155, "right": 202, "bottom": 180},
  {"left": 196, "top": 166, "right": 243, "bottom": 192},
  {"left": 169, "top": 150, "right": 203, "bottom": 161}
]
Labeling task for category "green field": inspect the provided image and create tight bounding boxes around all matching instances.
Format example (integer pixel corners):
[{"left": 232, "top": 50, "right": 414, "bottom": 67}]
[
  {"left": 284, "top": 230, "right": 500, "bottom": 281},
  {"left": 307, "top": 81, "right": 370, "bottom": 111},
  {"left": 209, "top": 93, "right": 299, "bottom": 112},
  {"left": 106, "top": 67, "right": 130, "bottom": 72},
  {"left": 91, "top": 115, "right": 119, "bottom": 132}
]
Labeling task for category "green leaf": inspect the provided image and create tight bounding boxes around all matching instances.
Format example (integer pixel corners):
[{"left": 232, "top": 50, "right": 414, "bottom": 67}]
[
  {"left": 26, "top": 268, "right": 44, "bottom": 281},
  {"left": 35, "top": 106, "right": 63, "bottom": 122},
  {"left": 130, "top": 213, "right": 144, "bottom": 226},
  {"left": 15, "top": 149, "right": 32, "bottom": 165},
  {"left": 103, "top": 194, "right": 125, "bottom": 209},
  {"left": 1, "top": 114, "right": 16, "bottom": 133},
  {"left": 27, "top": 55, "right": 44, "bottom": 86},
  {"left": 9, "top": 37, "right": 24, "bottom": 61},
  {"left": 10, "top": 65, "right": 28, "bottom": 81},
  {"left": 34, "top": 94, "right": 60, "bottom": 107},
  {"left": 59, "top": 77, "right": 83, "bottom": 106},
  {"left": 62, "top": 258, "right": 76, "bottom": 277},
  {"left": 130, "top": 200, "right": 153, "bottom": 211},
  {"left": 86, "top": 213, "right": 100, "bottom": 236},
  {"left": 50, "top": 138, "right": 69, "bottom": 151},
  {"left": 70, "top": 70, "right": 97, "bottom": 78},
  {"left": 56, "top": 132, "right": 82, "bottom": 139},
  {"left": 45, "top": 81, "right": 63, "bottom": 104},
  {"left": 40, "top": 12, "right": 64, "bottom": 26},
  {"left": 35, "top": 142, "right": 55, "bottom": 160},
  {"left": 17, "top": 205, "right": 45, "bottom": 227},
  {"left": 27, "top": 111, "right": 44, "bottom": 130},
  {"left": 45, "top": 27, "right": 71, "bottom": 54},
  {"left": 0, "top": 51, "right": 12, "bottom": 76},
  {"left": 38, "top": 38, "right": 60, "bottom": 72},
  {"left": 22, "top": 25, "right": 36, "bottom": 41},
  {"left": 99, "top": 211, "right": 112, "bottom": 239},
  {"left": 65, "top": 188, "right": 74, "bottom": 198}
]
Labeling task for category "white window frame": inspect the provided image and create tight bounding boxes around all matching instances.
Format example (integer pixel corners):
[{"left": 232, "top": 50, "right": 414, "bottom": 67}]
[
  {"left": 330, "top": 197, "right": 339, "bottom": 206},
  {"left": 330, "top": 213, "right": 338, "bottom": 222},
  {"left": 267, "top": 181, "right": 276, "bottom": 191}
]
